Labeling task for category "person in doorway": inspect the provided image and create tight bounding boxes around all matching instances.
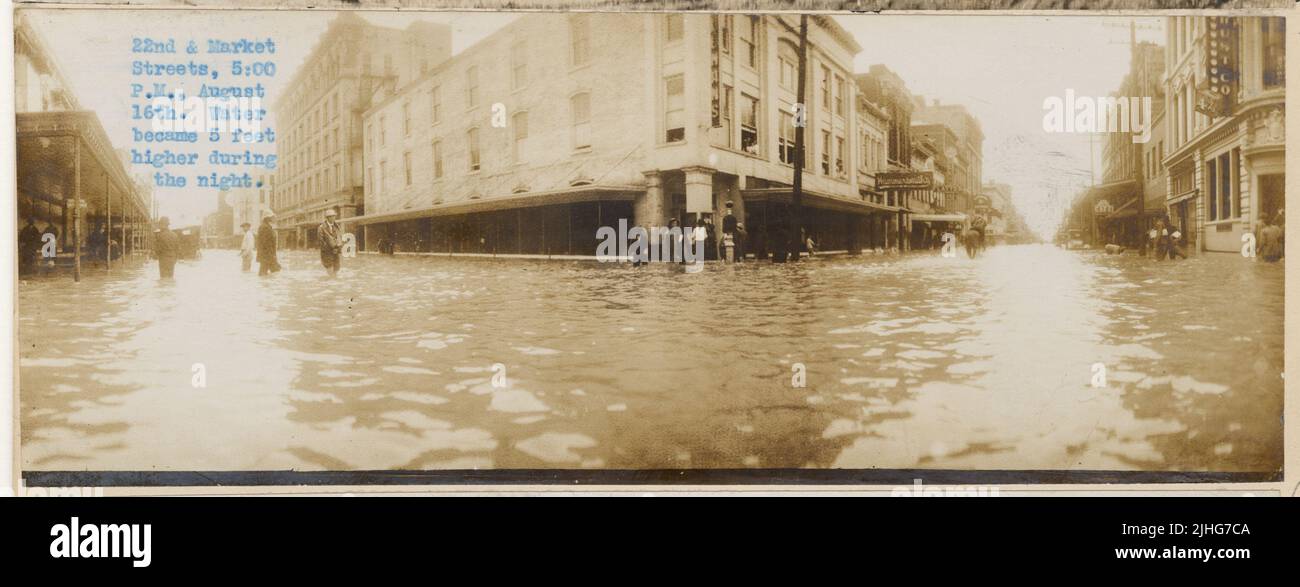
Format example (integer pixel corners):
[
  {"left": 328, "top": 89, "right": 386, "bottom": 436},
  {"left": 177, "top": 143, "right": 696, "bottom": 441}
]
[
  {"left": 256, "top": 215, "right": 280, "bottom": 276},
  {"left": 319, "top": 209, "right": 344, "bottom": 277},
  {"left": 1259, "top": 217, "right": 1284, "bottom": 263},
  {"left": 154, "top": 217, "right": 179, "bottom": 280},
  {"left": 721, "top": 201, "right": 744, "bottom": 263},
  {"left": 1168, "top": 225, "right": 1187, "bottom": 260},
  {"left": 19, "top": 217, "right": 41, "bottom": 275},
  {"left": 239, "top": 222, "right": 255, "bottom": 272}
]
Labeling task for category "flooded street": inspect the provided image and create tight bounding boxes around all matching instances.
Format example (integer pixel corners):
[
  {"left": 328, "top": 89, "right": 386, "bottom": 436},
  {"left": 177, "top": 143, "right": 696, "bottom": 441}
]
[{"left": 19, "top": 244, "right": 1283, "bottom": 473}]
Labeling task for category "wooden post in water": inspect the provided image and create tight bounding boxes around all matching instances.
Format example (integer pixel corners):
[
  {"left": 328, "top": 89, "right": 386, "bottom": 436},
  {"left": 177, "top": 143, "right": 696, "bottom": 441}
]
[{"left": 790, "top": 14, "right": 808, "bottom": 260}]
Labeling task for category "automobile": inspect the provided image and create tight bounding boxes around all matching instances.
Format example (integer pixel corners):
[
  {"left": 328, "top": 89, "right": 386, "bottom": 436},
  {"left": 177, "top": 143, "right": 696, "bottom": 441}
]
[{"left": 1063, "top": 229, "right": 1086, "bottom": 250}]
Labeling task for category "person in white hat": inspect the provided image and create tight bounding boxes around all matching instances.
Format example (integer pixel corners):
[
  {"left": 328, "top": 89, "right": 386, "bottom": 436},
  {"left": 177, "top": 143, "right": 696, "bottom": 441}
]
[{"left": 318, "top": 208, "right": 343, "bottom": 277}]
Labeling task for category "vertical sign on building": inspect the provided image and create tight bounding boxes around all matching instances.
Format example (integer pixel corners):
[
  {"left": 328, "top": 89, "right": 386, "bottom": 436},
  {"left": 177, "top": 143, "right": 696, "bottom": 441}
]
[
  {"left": 1202, "top": 16, "right": 1239, "bottom": 117},
  {"left": 711, "top": 15, "right": 722, "bottom": 128}
]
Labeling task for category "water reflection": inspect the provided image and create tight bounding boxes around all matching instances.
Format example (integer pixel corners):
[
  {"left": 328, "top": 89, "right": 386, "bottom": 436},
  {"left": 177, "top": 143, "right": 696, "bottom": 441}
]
[{"left": 19, "top": 245, "right": 1283, "bottom": 472}]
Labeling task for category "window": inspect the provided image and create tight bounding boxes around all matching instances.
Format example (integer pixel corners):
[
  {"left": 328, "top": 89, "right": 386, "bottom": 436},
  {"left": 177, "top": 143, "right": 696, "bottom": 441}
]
[
  {"left": 466, "top": 66, "right": 479, "bottom": 108},
  {"left": 402, "top": 102, "right": 411, "bottom": 136},
  {"left": 665, "top": 75, "right": 685, "bottom": 143},
  {"left": 432, "top": 141, "right": 443, "bottom": 179},
  {"left": 1219, "top": 151, "right": 1234, "bottom": 219},
  {"left": 467, "top": 128, "right": 480, "bottom": 171},
  {"left": 1233, "top": 148, "right": 1243, "bottom": 216},
  {"left": 571, "top": 93, "right": 592, "bottom": 150},
  {"left": 820, "top": 66, "right": 831, "bottom": 109},
  {"left": 720, "top": 15, "right": 731, "bottom": 54},
  {"left": 1262, "top": 17, "right": 1285, "bottom": 89},
  {"left": 571, "top": 16, "right": 590, "bottom": 67},
  {"left": 403, "top": 151, "right": 412, "bottom": 186},
  {"left": 721, "top": 85, "right": 734, "bottom": 148},
  {"left": 834, "top": 75, "right": 845, "bottom": 117},
  {"left": 430, "top": 86, "right": 441, "bottom": 124},
  {"left": 512, "top": 112, "right": 529, "bottom": 163},
  {"left": 379, "top": 115, "right": 386, "bottom": 146},
  {"left": 512, "top": 42, "right": 528, "bottom": 89},
  {"left": 779, "top": 110, "right": 797, "bottom": 165},
  {"left": 835, "top": 136, "right": 845, "bottom": 177},
  {"left": 378, "top": 160, "right": 386, "bottom": 195},
  {"left": 738, "top": 16, "right": 757, "bottom": 68},
  {"left": 740, "top": 94, "right": 759, "bottom": 154},
  {"left": 821, "top": 130, "right": 831, "bottom": 174},
  {"left": 778, "top": 42, "right": 798, "bottom": 90},
  {"left": 666, "top": 14, "right": 685, "bottom": 43}
]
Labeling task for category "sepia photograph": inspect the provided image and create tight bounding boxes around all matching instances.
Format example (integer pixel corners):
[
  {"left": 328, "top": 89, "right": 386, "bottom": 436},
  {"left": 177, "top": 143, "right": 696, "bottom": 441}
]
[{"left": 12, "top": 7, "right": 1286, "bottom": 486}]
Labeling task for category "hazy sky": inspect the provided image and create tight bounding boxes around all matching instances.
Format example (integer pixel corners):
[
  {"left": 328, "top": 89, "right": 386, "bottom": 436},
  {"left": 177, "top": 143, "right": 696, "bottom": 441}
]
[
  {"left": 28, "top": 10, "right": 1160, "bottom": 234},
  {"left": 26, "top": 9, "right": 517, "bottom": 226}
]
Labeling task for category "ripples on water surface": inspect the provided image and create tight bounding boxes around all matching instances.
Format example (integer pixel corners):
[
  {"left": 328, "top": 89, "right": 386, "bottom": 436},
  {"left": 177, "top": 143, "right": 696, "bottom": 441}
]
[{"left": 19, "top": 245, "right": 1283, "bottom": 473}]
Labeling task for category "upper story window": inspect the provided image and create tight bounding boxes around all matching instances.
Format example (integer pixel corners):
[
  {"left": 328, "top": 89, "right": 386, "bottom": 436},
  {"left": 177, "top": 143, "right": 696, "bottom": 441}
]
[
  {"left": 467, "top": 127, "right": 481, "bottom": 171},
  {"left": 778, "top": 42, "right": 798, "bottom": 90},
  {"left": 512, "top": 41, "right": 528, "bottom": 89},
  {"left": 1262, "top": 17, "right": 1285, "bottom": 89},
  {"left": 666, "top": 15, "right": 685, "bottom": 43},
  {"left": 512, "top": 111, "right": 529, "bottom": 163},
  {"left": 466, "top": 65, "right": 479, "bottom": 109},
  {"left": 779, "top": 110, "right": 797, "bottom": 165},
  {"left": 571, "top": 15, "right": 591, "bottom": 67},
  {"left": 740, "top": 94, "right": 759, "bottom": 155},
  {"left": 402, "top": 102, "right": 411, "bottom": 136},
  {"left": 820, "top": 66, "right": 832, "bottom": 110},
  {"left": 833, "top": 75, "right": 845, "bottom": 117},
  {"left": 379, "top": 115, "right": 387, "bottom": 146},
  {"left": 665, "top": 75, "right": 685, "bottom": 143},
  {"left": 720, "top": 16, "right": 732, "bottom": 54},
  {"left": 430, "top": 85, "right": 441, "bottom": 124},
  {"left": 432, "top": 141, "right": 443, "bottom": 179},
  {"left": 571, "top": 92, "right": 592, "bottom": 150},
  {"left": 738, "top": 16, "right": 758, "bottom": 69}
]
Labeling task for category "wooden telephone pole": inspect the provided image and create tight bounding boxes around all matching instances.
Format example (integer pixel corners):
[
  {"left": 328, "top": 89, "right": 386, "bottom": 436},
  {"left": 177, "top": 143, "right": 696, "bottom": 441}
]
[{"left": 789, "top": 14, "right": 808, "bottom": 261}]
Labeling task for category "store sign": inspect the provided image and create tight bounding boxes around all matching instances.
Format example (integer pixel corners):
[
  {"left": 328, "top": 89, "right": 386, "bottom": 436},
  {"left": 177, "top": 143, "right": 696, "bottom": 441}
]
[
  {"left": 876, "top": 172, "right": 934, "bottom": 190},
  {"left": 710, "top": 15, "right": 721, "bottom": 128},
  {"left": 1094, "top": 199, "right": 1113, "bottom": 215}
]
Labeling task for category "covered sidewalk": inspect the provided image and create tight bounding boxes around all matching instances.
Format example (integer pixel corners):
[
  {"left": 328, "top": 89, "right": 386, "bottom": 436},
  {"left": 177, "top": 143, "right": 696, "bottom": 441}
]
[{"left": 17, "top": 110, "right": 152, "bottom": 281}]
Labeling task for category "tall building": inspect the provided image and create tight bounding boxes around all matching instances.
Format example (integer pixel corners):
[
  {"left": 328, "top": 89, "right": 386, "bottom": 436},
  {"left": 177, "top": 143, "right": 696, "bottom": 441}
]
[
  {"left": 1089, "top": 39, "right": 1166, "bottom": 249},
  {"left": 1163, "top": 16, "right": 1285, "bottom": 253},
  {"left": 271, "top": 12, "right": 451, "bottom": 248},
  {"left": 354, "top": 13, "right": 901, "bottom": 257},
  {"left": 855, "top": 65, "right": 916, "bottom": 249},
  {"left": 913, "top": 97, "right": 984, "bottom": 215}
]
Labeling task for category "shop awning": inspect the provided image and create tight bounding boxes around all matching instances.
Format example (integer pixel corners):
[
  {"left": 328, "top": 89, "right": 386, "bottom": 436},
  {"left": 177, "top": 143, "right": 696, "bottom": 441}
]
[
  {"left": 910, "top": 213, "right": 968, "bottom": 223},
  {"left": 741, "top": 188, "right": 899, "bottom": 214},
  {"left": 1167, "top": 189, "right": 1198, "bottom": 205},
  {"left": 343, "top": 183, "right": 643, "bottom": 226}
]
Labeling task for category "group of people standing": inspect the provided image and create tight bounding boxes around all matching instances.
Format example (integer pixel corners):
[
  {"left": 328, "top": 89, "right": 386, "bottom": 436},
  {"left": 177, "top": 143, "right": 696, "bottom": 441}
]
[{"left": 234, "top": 208, "right": 344, "bottom": 278}]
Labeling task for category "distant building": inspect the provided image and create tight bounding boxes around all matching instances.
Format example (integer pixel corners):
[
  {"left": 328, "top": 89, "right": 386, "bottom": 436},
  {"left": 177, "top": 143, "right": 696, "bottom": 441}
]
[
  {"left": 271, "top": 12, "right": 452, "bottom": 248},
  {"left": 1163, "top": 16, "right": 1284, "bottom": 253},
  {"left": 1089, "top": 38, "right": 1165, "bottom": 249},
  {"left": 913, "top": 97, "right": 984, "bottom": 215}
]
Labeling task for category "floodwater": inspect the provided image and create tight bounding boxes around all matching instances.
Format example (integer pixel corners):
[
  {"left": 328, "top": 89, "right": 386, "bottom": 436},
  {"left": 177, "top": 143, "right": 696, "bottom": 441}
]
[{"left": 18, "top": 244, "right": 1283, "bottom": 472}]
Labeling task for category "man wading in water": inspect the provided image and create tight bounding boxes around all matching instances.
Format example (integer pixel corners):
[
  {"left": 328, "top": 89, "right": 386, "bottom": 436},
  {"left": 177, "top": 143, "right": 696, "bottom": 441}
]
[{"left": 319, "top": 209, "right": 343, "bottom": 277}]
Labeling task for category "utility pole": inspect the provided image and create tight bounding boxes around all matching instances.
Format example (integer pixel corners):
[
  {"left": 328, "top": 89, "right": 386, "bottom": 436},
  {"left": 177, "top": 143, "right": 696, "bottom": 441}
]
[{"left": 789, "top": 14, "right": 808, "bottom": 261}]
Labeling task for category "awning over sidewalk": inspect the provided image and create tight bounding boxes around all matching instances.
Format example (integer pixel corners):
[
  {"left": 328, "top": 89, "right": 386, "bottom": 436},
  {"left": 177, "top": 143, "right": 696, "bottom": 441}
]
[
  {"left": 910, "top": 213, "right": 967, "bottom": 223},
  {"left": 741, "top": 188, "right": 899, "bottom": 214},
  {"left": 344, "top": 183, "right": 644, "bottom": 226}
]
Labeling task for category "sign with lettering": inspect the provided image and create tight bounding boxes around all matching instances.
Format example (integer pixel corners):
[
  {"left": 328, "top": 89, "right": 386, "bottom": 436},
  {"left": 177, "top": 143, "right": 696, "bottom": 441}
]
[{"left": 876, "top": 172, "right": 934, "bottom": 190}]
